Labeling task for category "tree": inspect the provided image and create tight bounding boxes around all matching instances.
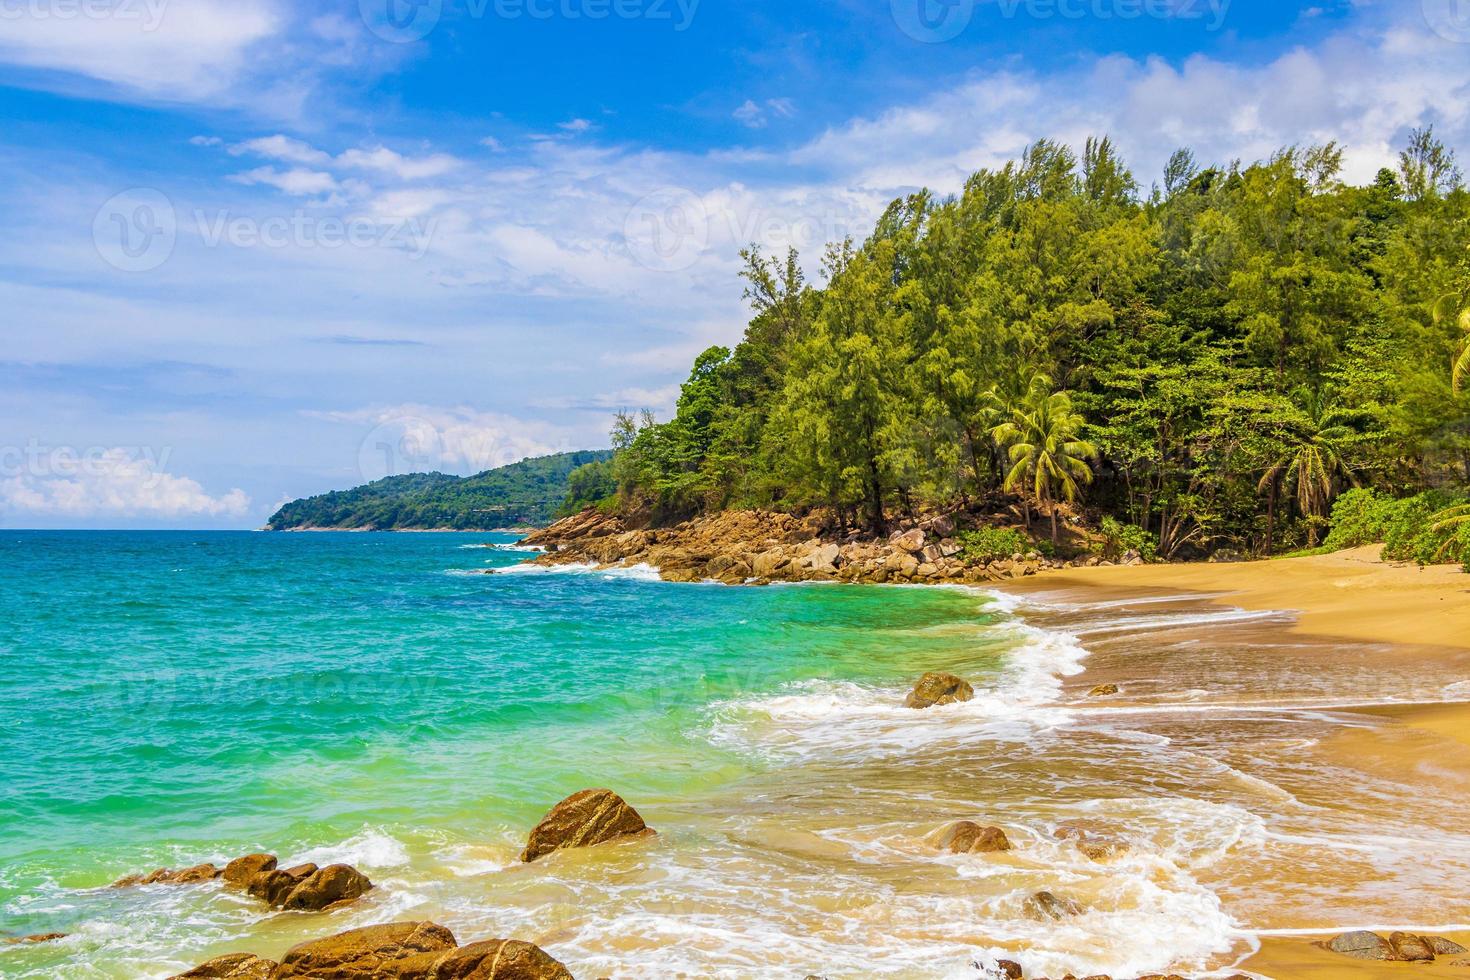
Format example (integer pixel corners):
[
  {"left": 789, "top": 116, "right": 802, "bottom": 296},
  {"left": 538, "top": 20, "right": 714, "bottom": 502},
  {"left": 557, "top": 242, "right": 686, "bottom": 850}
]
[
  {"left": 991, "top": 377, "right": 1099, "bottom": 544},
  {"left": 1256, "top": 389, "right": 1362, "bottom": 547},
  {"left": 1436, "top": 292, "right": 1470, "bottom": 391},
  {"left": 1399, "top": 127, "right": 1463, "bottom": 202}
]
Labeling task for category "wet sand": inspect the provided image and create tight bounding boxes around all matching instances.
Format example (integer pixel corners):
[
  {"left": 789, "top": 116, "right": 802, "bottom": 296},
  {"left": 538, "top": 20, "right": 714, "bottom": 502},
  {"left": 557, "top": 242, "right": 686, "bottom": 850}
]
[{"left": 1003, "top": 548, "right": 1470, "bottom": 978}]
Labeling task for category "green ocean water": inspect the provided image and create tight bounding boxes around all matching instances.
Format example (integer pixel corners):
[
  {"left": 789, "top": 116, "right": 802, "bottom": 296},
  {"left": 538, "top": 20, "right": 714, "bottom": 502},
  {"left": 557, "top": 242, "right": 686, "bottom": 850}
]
[{"left": 0, "top": 530, "right": 1014, "bottom": 976}]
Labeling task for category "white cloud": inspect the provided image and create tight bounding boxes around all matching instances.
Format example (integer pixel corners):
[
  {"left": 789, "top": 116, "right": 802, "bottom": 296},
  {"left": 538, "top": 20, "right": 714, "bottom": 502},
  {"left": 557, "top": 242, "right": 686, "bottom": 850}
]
[
  {"left": 337, "top": 146, "right": 462, "bottom": 180},
  {"left": 734, "top": 97, "right": 797, "bottom": 129},
  {"left": 0, "top": 448, "right": 250, "bottom": 519},
  {"left": 559, "top": 118, "right": 595, "bottom": 134},
  {"left": 230, "top": 135, "right": 333, "bottom": 166},
  {"left": 0, "top": 0, "right": 281, "bottom": 100},
  {"left": 309, "top": 405, "right": 576, "bottom": 480},
  {"left": 230, "top": 166, "right": 340, "bottom": 196}
]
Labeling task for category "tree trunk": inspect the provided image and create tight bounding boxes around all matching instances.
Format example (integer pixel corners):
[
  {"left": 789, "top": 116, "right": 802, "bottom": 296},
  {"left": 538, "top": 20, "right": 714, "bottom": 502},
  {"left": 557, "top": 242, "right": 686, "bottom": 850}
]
[{"left": 1264, "top": 481, "right": 1278, "bottom": 555}]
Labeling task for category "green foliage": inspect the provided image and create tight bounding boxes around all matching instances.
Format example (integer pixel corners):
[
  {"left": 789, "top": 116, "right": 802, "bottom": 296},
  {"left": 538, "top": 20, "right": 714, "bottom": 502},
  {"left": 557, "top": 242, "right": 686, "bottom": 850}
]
[
  {"left": 268, "top": 451, "right": 612, "bottom": 530},
  {"left": 1322, "top": 488, "right": 1397, "bottom": 549},
  {"left": 957, "top": 527, "right": 1033, "bottom": 564},
  {"left": 1096, "top": 517, "right": 1158, "bottom": 562},
  {"left": 1322, "top": 488, "right": 1470, "bottom": 567},
  {"left": 597, "top": 134, "right": 1470, "bottom": 555}
]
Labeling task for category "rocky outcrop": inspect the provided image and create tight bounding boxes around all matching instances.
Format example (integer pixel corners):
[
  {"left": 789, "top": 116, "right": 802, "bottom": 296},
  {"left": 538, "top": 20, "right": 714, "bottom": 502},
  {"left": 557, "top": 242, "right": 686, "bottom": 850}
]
[
  {"left": 521, "top": 789, "right": 654, "bottom": 863},
  {"left": 113, "top": 853, "right": 372, "bottom": 914},
  {"left": 930, "top": 821, "right": 1011, "bottom": 854},
  {"left": 520, "top": 508, "right": 1072, "bottom": 586},
  {"left": 173, "top": 922, "right": 576, "bottom": 980},
  {"left": 171, "top": 953, "right": 278, "bottom": 979},
  {"left": 904, "top": 672, "right": 975, "bottom": 710},
  {"left": 1316, "top": 930, "right": 1467, "bottom": 962}
]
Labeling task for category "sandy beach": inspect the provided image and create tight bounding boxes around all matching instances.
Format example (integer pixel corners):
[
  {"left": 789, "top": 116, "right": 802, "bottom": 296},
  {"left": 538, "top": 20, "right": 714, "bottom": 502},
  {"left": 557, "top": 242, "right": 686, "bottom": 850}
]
[{"left": 1003, "top": 546, "right": 1470, "bottom": 977}]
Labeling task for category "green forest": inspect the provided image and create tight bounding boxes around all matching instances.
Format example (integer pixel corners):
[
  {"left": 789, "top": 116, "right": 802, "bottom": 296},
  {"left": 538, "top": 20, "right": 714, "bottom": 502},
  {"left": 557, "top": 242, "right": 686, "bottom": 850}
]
[
  {"left": 571, "top": 131, "right": 1470, "bottom": 565},
  {"left": 268, "top": 451, "right": 612, "bottom": 530}
]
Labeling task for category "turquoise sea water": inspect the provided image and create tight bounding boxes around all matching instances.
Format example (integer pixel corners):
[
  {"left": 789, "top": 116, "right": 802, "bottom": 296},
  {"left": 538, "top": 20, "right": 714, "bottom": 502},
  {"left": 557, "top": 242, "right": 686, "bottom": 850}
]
[{"left": 0, "top": 531, "right": 1017, "bottom": 976}]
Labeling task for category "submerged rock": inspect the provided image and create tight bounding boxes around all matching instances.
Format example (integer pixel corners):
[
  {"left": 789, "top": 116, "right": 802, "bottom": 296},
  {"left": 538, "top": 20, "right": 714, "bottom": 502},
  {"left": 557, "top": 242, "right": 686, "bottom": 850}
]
[
  {"left": 2, "top": 933, "right": 66, "bottom": 945},
  {"left": 521, "top": 788, "right": 654, "bottom": 863},
  {"left": 904, "top": 672, "right": 975, "bottom": 709},
  {"left": 431, "top": 940, "right": 576, "bottom": 979},
  {"left": 1022, "top": 890, "right": 1084, "bottom": 921},
  {"left": 930, "top": 821, "right": 1012, "bottom": 854},
  {"left": 169, "top": 953, "right": 279, "bottom": 979},
  {"left": 1087, "top": 684, "right": 1120, "bottom": 698},
  {"left": 113, "top": 863, "right": 222, "bottom": 887},
  {"left": 1053, "top": 819, "right": 1130, "bottom": 861}
]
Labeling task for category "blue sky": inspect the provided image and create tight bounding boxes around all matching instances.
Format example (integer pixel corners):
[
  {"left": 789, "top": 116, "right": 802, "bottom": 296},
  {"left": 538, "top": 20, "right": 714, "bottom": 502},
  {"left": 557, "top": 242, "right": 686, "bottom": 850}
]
[{"left": 1, "top": 0, "right": 1467, "bottom": 528}]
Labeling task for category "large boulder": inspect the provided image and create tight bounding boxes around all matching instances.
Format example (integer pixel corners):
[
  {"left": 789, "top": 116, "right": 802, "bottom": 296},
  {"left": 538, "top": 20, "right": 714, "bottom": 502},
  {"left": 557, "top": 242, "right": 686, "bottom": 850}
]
[
  {"left": 1388, "top": 932, "right": 1437, "bottom": 962},
  {"left": 930, "top": 821, "right": 1011, "bottom": 854},
  {"left": 222, "top": 854, "right": 278, "bottom": 886},
  {"left": 280, "top": 864, "right": 374, "bottom": 912},
  {"left": 274, "top": 921, "right": 459, "bottom": 978},
  {"left": 1318, "top": 931, "right": 1396, "bottom": 961},
  {"left": 521, "top": 789, "right": 654, "bottom": 863},
  {"left": 904, "top": 673, "right": 975, "bottom": 710},
  {"left": 752, "top": 549, "right": 790, "bottom": 578},
  {"left": 892, "top": 529, "right": 926, "bottom": 553},
  {"left": 169, "top": 953, "right": 279, "bottom": 979},
  {"left": 429, "top": 940, "right": 575, "bottom": 980}
]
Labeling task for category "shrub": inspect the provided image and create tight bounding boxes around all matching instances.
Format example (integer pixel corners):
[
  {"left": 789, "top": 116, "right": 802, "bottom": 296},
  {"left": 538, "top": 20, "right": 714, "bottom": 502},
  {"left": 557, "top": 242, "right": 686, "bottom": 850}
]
[
  {"left": 958, "top": 526, "right": 1032, "bottom": 564},
  {"left": 1325, "top": 488, "right": 1470, "bottom": 567},
  {"left": 1096, "top": 517, "right": 1158, "bottom": 562},
  {"left": 1323, "top": 488, "right": 1396, "bottom": 550}
]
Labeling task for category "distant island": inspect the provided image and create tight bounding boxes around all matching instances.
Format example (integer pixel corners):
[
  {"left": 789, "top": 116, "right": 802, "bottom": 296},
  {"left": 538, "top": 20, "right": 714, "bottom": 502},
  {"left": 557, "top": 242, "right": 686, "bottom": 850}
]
[{"left": 266, "top": 450, "right": 613, "bottom": 531}]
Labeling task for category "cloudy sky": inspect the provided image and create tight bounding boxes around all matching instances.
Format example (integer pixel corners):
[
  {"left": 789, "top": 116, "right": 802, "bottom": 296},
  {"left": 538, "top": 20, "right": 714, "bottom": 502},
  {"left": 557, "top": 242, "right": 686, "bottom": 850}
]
[{"left": 1, "top": 0, "right": 1467, "bottom": 528}]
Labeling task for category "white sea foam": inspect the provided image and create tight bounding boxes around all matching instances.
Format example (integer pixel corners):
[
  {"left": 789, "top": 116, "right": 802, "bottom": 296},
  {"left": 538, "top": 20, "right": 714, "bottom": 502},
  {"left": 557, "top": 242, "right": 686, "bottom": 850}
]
[
  {"left": 493, "top": 561, "right": 665, "bottom": 582},
  {"left": 289, "top": 828, "right": 410, "bottom": 871}
]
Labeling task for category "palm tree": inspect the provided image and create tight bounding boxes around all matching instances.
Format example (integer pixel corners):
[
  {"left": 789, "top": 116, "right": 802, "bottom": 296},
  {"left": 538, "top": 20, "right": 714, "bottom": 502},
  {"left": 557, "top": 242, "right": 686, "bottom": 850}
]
[
  {"left": 991, "top": 376, "right": 1099, "bottom": 545},
  {"left": 1433, "top": 290, "right": 1470, "bottom": 391},
  {"left": 1431, "top": 504, "right": 1470, "bottom": 562},
  {"left": 1257, "top": 389, "right": 1361, "bottom": 549}
]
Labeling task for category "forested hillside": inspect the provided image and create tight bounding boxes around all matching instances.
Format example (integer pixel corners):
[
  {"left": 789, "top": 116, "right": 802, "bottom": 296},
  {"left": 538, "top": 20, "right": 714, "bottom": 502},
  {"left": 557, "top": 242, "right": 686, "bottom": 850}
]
[
  {"left": 569, "top": 132, "right": 1470, "bottom": 563},
  {"left": 268, "top": 451, "right": 612, "bottom": 530}
]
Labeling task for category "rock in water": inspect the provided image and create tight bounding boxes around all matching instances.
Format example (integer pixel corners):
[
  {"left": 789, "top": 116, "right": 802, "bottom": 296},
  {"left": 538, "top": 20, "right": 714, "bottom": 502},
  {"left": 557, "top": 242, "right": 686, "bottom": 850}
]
[
  {"left": 1087, "top": 684, "right": 1120, "bottom": 698},
  {"left": 930, "top": 821, "right": 1011, "bottom": 854},
  {"left": 280, "top": 864, "right": 374, "bottom": 911},
  {"left": 904, "top": 672, "right": 975, "bottom": 709},
  {"left": 430, "top": 940, "right": 576, "bottom": 980},
  {"left": 169, "top": 953, "right": 279, "bottom": 979},
  {"left": 2, "top": 934, "right": 66, "bottom": 945},
  {"left": 522, "top": 789, "right": 653, "bottom": 863},
  {"left": 1053, "top": 819, "right": 1130, "bottom": 861},
  {"left": 1319, "top": 931, "right": 1396, "bottom": 960},
  {"left": 246, "top": 869, "right": 301, "bottom": 907},
  {"left": 222, "top": 854, "right": 278, "bottom": 886},
  {"left": 273, "top": 921, "right": 458, "bottom": 978},
  {"left": 1022, "top": 890, "right": 1084, "bottom": 921}
]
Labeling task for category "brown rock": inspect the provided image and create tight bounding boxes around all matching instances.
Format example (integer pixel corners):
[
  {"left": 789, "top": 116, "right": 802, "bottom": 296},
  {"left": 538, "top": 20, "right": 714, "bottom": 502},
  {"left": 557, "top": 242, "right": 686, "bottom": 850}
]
[
  {"left": 171, "top": 863, "right": 222, "bottom": 884},
  {"left": 930, "top": 821, "right": 1012, "bottom": 854},
  {"left": 430, "top": 940, "right": 575, "bottom": 980},
  {"left": 1087, "top": 684, "right": 1120, "bottom": 698},
  {"left": 1388, "top": 932, "right": 1436, "bottom": 962},
  {"left": 1022, "top": 890, "right": 1084, "bottom": 921},
  {"left": 275, "top": 921, "right": 458, "bottom": 978},
  {"left": 282, "top": 863, "right": 320, "bottom": 881},
  {"left": 904, "top": 672, "right": 975, "bottom": 710},
  {"left": 2, "top": 933, "right": 66, "bottom": 945},
  {"left": 521, "top": 788, "right": 653, "bottom": 863},
  {"left": 1428, "top": 937, "right": 1469, "bottom": 955},
  {"left": 222, "top": 854, "right": 278, "bottom": 886},
  {"left": 892, "top": 529, "right": 926, "bottom": 553},
  {"left": 246, "top": 869, "right": 301, "bottom": 907},
  {"left": 280, "top": 864, "right": 374, "bottom": 911},
  {"left": 169, "top": 953, "right": 279, "bottom": 979},
  {"left": 1319, "top": 931, "right": 1396, "bottom": 960},
  {"left": 994, "top": 961, "right": 1023, "bottom": 980},
  {"left": 1053, "top": 819, "right": 1130, "bottom": 861}
]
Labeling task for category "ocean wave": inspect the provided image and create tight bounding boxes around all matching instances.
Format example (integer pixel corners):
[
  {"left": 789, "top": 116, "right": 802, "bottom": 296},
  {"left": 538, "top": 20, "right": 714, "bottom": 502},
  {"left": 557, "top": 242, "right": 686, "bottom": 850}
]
[
  {"left": 289, "top": 828, "right": 410, "bottom": 872},
  {"left": 493, "top": 562, "right": 665, "bottom": 582}
]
